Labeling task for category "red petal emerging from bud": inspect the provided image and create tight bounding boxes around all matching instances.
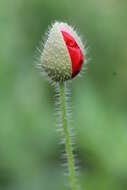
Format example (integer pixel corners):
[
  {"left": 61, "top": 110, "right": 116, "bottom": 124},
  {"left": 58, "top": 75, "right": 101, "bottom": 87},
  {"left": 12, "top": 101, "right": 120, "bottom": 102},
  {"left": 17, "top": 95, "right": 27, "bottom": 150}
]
[{"left": 61, "top": 31, "right": 84, "bottom": 78}]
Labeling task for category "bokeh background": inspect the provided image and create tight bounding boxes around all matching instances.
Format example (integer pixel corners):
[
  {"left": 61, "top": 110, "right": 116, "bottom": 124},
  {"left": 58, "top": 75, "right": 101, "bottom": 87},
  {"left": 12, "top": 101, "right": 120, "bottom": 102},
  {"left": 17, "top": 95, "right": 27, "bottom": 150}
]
[{"left": 0, "top": 0, "right": 127, "bottom": 190}]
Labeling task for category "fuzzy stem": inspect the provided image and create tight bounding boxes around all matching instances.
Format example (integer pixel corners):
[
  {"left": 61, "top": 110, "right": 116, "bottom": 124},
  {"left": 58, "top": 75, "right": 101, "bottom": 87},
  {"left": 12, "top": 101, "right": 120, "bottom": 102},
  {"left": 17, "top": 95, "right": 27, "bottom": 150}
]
[{"left": 59, "top": 82, "right": 77, "bottom": 190}]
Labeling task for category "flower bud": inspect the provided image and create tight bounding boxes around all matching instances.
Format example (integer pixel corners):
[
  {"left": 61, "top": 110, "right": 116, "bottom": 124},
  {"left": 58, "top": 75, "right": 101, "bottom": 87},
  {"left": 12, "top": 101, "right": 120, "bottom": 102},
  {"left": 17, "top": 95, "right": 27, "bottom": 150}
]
[{"left": 41, "top": 22, "right": 85, "bottom": 82}]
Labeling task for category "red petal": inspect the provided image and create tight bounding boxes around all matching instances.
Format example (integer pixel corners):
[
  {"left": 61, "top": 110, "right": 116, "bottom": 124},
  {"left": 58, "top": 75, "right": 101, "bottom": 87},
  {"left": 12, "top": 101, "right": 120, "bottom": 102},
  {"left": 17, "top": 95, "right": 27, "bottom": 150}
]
[{"left": 61, "top": 31, "right": 84, "bottom": 78}]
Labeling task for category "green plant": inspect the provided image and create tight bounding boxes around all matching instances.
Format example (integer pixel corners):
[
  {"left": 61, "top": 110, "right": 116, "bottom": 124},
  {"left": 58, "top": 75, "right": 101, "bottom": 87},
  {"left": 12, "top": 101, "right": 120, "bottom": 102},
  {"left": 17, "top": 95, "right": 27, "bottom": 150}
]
[{"left": 38, "top": 21, "right": 86, "bottom": 190}]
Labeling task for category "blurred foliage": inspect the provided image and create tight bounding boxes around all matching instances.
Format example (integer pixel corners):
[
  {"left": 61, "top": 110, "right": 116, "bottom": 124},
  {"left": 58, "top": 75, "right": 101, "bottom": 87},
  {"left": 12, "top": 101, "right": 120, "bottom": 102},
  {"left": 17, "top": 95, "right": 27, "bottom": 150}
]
[{"left": 0, "top": 0, "right": 127, "bottom": 190}]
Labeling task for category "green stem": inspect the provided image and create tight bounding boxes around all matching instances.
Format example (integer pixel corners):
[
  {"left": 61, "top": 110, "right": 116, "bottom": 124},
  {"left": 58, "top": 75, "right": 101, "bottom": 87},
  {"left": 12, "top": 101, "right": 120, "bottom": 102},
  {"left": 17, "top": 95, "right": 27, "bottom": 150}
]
[{"left": 59, "top": 82, "right": 78, "bottom": 190}]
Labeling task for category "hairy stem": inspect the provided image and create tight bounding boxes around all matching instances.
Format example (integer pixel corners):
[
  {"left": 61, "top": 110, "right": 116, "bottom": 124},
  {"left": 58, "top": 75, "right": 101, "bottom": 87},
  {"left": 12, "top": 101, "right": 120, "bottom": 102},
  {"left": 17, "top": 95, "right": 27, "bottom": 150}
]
[{"left": 59, "top": 82, "right": 78, "bottom": 190}]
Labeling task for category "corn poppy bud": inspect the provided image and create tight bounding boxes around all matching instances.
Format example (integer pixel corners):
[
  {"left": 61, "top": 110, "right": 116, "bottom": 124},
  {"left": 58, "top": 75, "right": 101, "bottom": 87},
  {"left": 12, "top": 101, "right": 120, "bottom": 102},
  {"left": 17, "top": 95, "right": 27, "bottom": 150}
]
[{"left": 41, "top": 22, "right": 85, "bottom": 81}]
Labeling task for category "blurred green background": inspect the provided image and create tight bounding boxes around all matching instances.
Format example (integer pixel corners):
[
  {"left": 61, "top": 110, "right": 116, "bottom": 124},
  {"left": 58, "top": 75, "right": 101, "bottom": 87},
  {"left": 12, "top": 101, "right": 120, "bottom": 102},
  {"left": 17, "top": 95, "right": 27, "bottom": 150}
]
[{"left": 0, "top": 0, "right": 127, "bottom": 190}]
